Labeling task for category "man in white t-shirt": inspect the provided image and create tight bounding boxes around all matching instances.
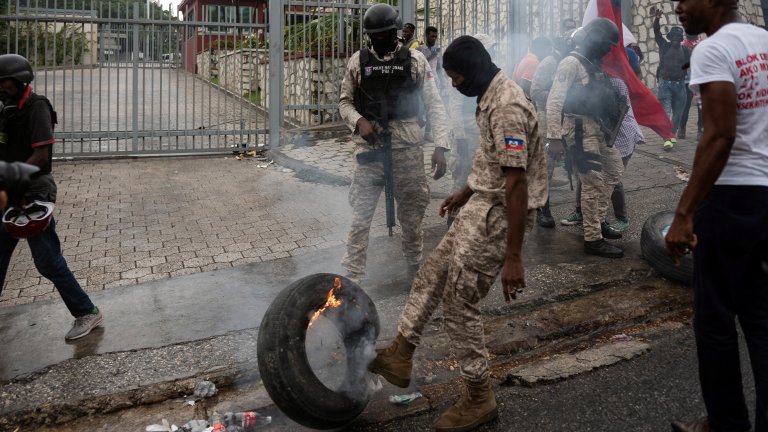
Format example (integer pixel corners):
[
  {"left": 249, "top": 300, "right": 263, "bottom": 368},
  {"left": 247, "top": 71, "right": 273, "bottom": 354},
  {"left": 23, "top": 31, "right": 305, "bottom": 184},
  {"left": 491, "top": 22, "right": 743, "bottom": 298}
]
[{"left": 666, "top": 0, "right": 768, "bottom": 430}]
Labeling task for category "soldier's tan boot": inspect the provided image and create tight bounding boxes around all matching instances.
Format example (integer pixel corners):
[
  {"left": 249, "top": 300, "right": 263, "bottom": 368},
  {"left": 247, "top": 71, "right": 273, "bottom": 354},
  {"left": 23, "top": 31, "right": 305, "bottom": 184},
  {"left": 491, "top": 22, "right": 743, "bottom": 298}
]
[
  {"left": 435, "top": 378, "right": 498, "bottom": 432},
  {"left": 367, "top": 333, "right": 415, "bottom": 388}
]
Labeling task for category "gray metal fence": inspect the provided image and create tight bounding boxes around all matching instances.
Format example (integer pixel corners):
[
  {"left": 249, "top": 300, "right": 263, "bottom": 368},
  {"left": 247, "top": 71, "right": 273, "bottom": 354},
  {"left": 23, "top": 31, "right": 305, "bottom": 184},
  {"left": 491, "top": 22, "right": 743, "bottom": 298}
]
[
  {"left": 1, "top": 0, "right": 593, "bottom": 157},
  {"left": 1, "top": 0, "right": 269, "bottom": 156}
]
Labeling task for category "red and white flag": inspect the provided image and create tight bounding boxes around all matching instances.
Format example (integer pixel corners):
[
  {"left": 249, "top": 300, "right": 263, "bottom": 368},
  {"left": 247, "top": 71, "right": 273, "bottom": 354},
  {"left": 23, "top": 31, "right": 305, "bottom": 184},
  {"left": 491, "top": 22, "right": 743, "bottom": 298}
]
[{"left": 582, "top": 0, "right": 674, "bottom": 139}]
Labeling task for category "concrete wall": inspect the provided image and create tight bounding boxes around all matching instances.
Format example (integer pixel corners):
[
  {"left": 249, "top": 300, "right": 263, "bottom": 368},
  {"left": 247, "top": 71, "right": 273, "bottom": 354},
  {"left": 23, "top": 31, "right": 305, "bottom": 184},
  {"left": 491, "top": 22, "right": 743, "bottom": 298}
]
[{"left": 197, "top": 49, "right": 349, "bottom": 125}]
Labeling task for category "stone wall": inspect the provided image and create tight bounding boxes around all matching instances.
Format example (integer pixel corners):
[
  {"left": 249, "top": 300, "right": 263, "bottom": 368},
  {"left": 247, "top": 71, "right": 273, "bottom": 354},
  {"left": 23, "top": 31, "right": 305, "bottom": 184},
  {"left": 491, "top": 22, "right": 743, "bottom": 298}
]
[
  {"left": 633, "top": 0, "right": 765, "bottom": 90},
  {"left": 197, "top": 49, "right": 348, "bottom": 125}
]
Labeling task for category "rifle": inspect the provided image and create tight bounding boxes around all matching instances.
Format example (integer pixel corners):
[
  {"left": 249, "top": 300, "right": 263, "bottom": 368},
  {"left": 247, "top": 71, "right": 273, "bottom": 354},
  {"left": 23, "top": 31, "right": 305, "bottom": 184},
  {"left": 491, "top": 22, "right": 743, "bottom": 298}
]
[{"left": 356, "top": 111, "right": 396, "bottom": 237}]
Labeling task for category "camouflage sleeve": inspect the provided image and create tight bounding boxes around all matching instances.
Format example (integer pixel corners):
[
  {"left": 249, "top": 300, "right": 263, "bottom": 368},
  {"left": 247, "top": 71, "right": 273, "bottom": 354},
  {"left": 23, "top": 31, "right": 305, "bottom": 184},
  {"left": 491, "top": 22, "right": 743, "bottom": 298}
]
[
  {"left": 338, "top": 51, "right": 363, "bottom": 133},
  {"left": 530, "top": 56, "right": 556, "bottom": 111},
  {"left": 412, "top": 49, "right": 451, "bottom": 150},
  {"left": 545, "top": 57, "right": 579, "bottom": 140},
  {"left": 490, "top": 91, "right": 533, "bottom": 170}
]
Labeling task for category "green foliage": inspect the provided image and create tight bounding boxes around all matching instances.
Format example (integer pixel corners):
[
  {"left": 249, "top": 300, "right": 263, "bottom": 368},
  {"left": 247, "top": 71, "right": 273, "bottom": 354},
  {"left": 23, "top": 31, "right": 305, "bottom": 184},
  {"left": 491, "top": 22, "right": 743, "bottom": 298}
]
[
  {"left": 242, "top": 89, "right": 260, "bottom": 104},
  {"left": 5, "top": 22, "right": 89, "bottom": 65},
  {"left": 282, "top": 12, "right": 361, "bottom": 53}
]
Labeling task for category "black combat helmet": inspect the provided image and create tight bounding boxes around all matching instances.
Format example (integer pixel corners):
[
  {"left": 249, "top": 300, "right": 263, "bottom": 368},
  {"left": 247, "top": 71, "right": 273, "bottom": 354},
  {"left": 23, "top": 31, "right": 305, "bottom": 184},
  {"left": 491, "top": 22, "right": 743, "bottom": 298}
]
[
  {"left": 0, "top": 54, "right": 34, "bottom": 84},
  {"left": 583, "top": 18, "right": 620, "bottom": 48},
  {"left": 363, "top": 3, "right": 402, "bottom": 34}
]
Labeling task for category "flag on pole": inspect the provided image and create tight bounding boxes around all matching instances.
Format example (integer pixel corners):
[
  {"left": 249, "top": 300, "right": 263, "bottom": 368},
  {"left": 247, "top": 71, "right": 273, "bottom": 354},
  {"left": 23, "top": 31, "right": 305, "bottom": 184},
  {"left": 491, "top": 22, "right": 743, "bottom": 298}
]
[{"left": 582, "top": 0, "right": 674, "bottom": 138}]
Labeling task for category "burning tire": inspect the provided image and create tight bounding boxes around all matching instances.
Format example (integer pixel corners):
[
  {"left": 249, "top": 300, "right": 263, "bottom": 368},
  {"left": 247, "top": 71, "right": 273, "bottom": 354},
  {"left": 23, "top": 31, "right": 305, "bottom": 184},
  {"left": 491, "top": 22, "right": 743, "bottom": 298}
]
[
  {"left": 257, "top": 273, "right": 380, "bottom": 430},
  {"left": 640, "top": 211, "right": 693, "bottom": 285}
]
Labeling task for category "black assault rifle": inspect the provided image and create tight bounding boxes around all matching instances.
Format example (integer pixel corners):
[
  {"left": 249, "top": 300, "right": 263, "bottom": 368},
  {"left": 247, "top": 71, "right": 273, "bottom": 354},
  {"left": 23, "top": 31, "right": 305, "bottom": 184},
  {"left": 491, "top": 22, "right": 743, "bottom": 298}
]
[{"left": 356, "top": 103, "right": 396, "bottom": 236}]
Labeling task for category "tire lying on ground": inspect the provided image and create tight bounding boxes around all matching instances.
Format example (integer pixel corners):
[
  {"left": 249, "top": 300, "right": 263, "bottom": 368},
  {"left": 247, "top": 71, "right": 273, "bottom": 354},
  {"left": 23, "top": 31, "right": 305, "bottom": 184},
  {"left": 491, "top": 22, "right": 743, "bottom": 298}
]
[
  {"left": 257, "top": 273, "right": 380, "bottom": 430},
  {"left": 640, "top": 210, "right": 693, "bottom": 285}
]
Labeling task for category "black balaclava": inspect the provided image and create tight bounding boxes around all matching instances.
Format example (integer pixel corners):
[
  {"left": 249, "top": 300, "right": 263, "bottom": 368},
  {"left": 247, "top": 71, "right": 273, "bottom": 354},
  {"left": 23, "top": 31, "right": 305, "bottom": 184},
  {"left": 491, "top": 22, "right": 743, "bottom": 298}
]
[
  {"left": 370, "top": 29, "right": 399, "bottom": 58},
  {"left": 442, "top": 35, "right": 500, "bottom": 98}
]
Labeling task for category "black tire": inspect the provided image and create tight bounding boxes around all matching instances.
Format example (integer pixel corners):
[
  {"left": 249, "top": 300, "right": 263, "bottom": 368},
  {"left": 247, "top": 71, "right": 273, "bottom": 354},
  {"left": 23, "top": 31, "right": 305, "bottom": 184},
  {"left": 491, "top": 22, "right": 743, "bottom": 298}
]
[
  {"left": 640, "top": 211, "right": 694, "bottom": 285},
  {"left": 257, "top": 273, "right": 380, "bottom": 430}
]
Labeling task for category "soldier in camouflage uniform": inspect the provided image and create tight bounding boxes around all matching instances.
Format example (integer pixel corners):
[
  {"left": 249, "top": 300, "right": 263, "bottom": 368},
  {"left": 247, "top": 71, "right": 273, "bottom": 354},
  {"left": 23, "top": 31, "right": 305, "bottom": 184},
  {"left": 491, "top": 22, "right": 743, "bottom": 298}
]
[
  {"left": 368, "top": 35, "right": 547, "bottom": 432},
  {"left": 546, "top": 18, "right": 625, "bottom": 258},
  {"left": 338, "top": 4, "right": 450, "bottom": 284},
  {"left": 443, "top": 33, "right": 498, "bottom": 227}
]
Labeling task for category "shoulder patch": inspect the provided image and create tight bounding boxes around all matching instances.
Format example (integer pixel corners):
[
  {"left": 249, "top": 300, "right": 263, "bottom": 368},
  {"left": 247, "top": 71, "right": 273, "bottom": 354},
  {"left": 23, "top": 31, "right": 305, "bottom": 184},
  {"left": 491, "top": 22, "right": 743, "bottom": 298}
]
[{"left": 504, "top": 136, "right": 525, "bottom": 151}]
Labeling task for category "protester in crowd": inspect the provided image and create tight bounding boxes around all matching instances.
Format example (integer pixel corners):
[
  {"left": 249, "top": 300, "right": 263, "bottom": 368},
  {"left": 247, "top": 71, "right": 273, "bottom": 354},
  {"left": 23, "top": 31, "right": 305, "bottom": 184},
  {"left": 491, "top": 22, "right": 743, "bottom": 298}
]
[
  {"left": 666, "top": 0, "right": 768, "bottom": 430},
  {"left": 679, "top": 33, "right": 702, "bottom": 140},
  {"left": 418, "top": 25, "right": 444, "bottom": 142},
  {"left": 653, "top": 9, "right": 691, "bottom": 150},
  {"left": 0, "top": 53, "right": 103, "bottom": 340},
  {"left": 546, "top": 19, "right": 625, "bottom": 258},
  {"left": 561, "top": 18, "right": 578, "bottom": 36},
  {"left": 368, "top": 35, "right": 547, "bottom": 432},
  {"left": 400, "top": 22, "right": 420, "bottom": 49},
  {"left": 337, "top": 4, "right": 450, "bottom": 285},
  {"left": 512, "top": 36, "right": 553, "bottom": 97}
]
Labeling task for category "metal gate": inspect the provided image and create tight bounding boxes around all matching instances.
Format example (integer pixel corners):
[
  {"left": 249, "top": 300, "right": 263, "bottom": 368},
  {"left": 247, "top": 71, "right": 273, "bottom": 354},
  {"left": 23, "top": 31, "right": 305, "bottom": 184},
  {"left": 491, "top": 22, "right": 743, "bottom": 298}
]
[
  {"left": 1, "top": 0, "right": 593, "bottom": 157},
  {"left": 1, "top": 0, "right": 269, "bottom": 156}
]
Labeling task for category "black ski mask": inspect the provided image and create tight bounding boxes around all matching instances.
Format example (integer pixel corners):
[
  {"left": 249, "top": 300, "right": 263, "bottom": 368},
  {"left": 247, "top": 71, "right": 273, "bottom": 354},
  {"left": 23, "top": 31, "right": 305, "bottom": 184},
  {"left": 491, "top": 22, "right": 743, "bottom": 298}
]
[
  {"left": 442, "top": 36, "right": 500, "bottom": 98},
  {"left": 369, "top": 29, "right": 399, "bottom": 57}
]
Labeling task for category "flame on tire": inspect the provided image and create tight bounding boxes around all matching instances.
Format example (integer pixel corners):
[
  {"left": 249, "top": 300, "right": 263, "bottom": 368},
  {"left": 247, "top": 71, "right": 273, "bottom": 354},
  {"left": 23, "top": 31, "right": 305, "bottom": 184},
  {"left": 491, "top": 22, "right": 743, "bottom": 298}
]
[{"left": 308, "top": 277, "right": 343, "bottom": 327}]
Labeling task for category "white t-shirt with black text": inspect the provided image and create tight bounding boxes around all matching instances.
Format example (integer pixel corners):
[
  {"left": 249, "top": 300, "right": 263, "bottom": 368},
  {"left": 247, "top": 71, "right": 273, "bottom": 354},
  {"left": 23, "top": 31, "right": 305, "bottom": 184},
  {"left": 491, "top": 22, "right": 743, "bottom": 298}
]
[{"left": 689, "top": 23, "right": 768, "bottom": 186}]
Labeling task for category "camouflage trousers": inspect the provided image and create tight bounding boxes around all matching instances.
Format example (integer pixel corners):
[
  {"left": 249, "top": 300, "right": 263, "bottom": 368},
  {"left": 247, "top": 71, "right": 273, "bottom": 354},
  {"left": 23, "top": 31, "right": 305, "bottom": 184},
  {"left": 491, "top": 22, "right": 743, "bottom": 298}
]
[
  {"left": 397, "top": 196, "right": 534, "bottom": 383},
  {"left": 564, "top": 118, "right": 623, "bottom": 241},
  {"left": 341, "top": 146, "right": 430, "bottom": 283}
]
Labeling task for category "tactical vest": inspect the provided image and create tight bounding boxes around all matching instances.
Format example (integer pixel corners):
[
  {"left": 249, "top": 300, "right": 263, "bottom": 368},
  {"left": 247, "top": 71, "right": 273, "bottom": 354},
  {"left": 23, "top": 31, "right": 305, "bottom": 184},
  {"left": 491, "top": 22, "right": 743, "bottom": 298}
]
[
  {"left": 562, "top": 53, "right": 624, "bottom": 134},
  {"left": 355, "top": 46, "right": 422, "bottom": 123},
  {"left": 0, "top": 93, "right": 56, "bottom": 174}
]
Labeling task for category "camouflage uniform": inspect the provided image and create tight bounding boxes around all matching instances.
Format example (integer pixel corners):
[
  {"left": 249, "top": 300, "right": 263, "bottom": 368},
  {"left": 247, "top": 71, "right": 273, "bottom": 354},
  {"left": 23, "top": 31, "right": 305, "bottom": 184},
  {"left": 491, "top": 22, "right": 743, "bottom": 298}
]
[
  {"left": 530, "top": 54, "right": 560, "bottom": 183},
  {"left": 545, "top": 56, "right": 623, "bottom": 241},
  {"left": 338, "top": 43, "right": 450, "bottom": 282},
  {"left": 397, "top": 71, "right": 547, "bottom": 383}
]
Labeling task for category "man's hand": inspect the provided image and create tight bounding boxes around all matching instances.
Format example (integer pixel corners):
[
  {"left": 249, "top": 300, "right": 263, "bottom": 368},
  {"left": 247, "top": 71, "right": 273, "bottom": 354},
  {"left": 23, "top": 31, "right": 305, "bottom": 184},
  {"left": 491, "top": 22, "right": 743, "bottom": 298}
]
[
  {"left": 356, "top": 117, "right": 379, "bottom": 145},
  {"left": 654, "top": 8, "right": 662, "bottom": 20},
  {"left": 439, "top": 187, "right": 472, "bottom": 217},
  {"left": 665, "top": 213, "right": 698, "bottom": 266},
  {"left": 501, "top": 255, "right": 525, "bottom": 303},
  {"left": 431, "top": 147, "right": 447, "bottom": 180},
  {"left": 547, "top": 139, "right": 565, "bottom": 160}
]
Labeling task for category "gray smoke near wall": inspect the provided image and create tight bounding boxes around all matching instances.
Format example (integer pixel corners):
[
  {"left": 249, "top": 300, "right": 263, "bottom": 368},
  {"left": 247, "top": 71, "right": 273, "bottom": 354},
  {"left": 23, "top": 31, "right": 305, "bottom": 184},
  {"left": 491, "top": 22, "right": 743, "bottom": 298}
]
[{"left": 304, "top": 278, "right": 379, "bottom": 402}]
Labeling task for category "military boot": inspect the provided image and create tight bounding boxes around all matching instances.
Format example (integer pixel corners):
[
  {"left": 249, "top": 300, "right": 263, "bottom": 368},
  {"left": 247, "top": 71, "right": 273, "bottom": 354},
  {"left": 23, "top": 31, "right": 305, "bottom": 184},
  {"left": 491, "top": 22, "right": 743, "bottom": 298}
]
[
  {"left": 435, "top": 378, "right": 498, "bottom": 432},
  {"left": 536, "top": 200, "right": 555, "bottom": 228},
  {"left": 367, "top": 333, "right": 415, "bottom": 388},
  {"left": 600, "top": 221, "right": 623, "bottom": 239},
  {"left": 584, "top": 239, "right": 624, "bottom": 258}
]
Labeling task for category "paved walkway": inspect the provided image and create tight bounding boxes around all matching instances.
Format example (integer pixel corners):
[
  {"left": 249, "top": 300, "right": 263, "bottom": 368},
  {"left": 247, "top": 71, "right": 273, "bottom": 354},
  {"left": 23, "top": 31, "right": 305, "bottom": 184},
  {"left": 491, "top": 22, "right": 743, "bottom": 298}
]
[{"left": 0, "top": 117, "right": 698, "bottom": 309}]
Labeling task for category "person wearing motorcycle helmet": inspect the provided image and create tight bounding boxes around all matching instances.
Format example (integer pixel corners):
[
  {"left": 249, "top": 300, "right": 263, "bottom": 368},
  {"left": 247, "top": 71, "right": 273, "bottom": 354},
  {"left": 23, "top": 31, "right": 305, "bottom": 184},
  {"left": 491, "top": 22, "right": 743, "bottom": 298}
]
[
  {"left": 530, "top": 26, "right": 581, "bottom": 229},
  {"left": 338, "top": 3, "right": 451, "bottom": 284},
  {"left": 0, "top": 53, "right": 103, "bottom": 340},
  {"left": 545, "top": 17, "right": 627, "bottom": 259}
]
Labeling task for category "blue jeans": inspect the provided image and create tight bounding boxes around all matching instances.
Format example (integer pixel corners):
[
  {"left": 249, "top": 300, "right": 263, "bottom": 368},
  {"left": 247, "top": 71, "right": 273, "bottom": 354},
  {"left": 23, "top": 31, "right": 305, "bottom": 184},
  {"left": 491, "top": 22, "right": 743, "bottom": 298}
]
[
  {"left": 693, "top": 186, "right": 768, "bottom": 432},
  {"left": 658, "top": 79, "right": 688, "bottom": 135},
  {"left": 0, "top": 217, "right": 95, "bottom": 317}
]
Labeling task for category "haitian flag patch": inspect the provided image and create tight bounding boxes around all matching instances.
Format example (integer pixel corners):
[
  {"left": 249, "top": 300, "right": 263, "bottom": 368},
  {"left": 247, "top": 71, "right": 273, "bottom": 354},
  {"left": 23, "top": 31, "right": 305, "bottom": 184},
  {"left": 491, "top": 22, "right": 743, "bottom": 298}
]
[{"left": 504, "top": 137, "right": 525, "bottom": 151}]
